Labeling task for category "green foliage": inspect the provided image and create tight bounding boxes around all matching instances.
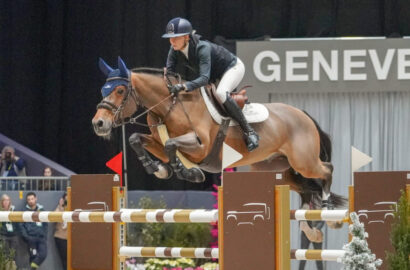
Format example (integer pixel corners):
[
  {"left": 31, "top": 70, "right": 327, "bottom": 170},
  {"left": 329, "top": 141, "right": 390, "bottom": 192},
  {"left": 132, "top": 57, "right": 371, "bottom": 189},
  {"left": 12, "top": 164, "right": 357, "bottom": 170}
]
[
  {"left": 163, "top": 222, "right": 213, "bottom": 247},
  {"left": 127, "top": 196, "right": 168, "bottom": 247},
  {"left": 0, "top": 239, "right": 15, "bottom": 270},
  {"left": 0, "top": 207, "right": 16, "bottom": 270},
  {"left": 126, "top": 196, "right": 213, "bottom": 266},
  {"left": 386, "top": 189, "right": 410, "bottom": 270}
]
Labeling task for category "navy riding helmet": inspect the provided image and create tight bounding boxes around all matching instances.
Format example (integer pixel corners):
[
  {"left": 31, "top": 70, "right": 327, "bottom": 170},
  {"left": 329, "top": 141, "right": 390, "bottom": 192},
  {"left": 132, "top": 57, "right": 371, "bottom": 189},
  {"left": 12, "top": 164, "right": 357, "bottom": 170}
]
[{"left": 162, "top": 17, "right": 192, "bottom": 38}]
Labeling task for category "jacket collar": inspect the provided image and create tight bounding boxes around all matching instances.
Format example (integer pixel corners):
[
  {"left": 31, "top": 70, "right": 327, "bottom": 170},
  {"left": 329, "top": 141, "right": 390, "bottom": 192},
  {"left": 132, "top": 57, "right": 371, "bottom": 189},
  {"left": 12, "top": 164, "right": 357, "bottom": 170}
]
[{"left": 181, "top": 43, "right": 189, "bottom": 59}]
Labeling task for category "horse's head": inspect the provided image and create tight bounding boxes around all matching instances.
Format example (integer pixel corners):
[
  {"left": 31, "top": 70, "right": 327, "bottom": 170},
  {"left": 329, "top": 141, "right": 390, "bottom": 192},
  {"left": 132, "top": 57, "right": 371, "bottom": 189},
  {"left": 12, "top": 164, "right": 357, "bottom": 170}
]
[{"left": 92, "top": 57, "right": 137, "bottom": 138}]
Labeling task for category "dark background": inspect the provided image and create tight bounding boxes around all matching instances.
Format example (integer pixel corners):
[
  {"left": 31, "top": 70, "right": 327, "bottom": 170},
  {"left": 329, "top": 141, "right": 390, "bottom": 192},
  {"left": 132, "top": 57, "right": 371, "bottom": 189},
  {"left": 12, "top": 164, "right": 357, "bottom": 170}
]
[{"left": 1, "top": 0, "right": 409, "bottom": 190}]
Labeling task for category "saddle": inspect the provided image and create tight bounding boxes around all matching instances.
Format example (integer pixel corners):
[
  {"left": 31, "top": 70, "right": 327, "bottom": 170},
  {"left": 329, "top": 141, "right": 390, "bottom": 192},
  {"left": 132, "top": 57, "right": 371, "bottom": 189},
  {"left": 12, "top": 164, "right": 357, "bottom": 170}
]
[{"left": 204, "top": 84, "right": 249, "bottom": 116}]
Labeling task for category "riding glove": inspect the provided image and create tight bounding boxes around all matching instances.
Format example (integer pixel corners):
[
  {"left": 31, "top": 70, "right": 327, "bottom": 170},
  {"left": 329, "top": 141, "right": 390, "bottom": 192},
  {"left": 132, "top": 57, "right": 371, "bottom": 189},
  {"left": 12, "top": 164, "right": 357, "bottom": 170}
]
[{"left": 170, "top": 84, "right": 186, "bottom": 95}]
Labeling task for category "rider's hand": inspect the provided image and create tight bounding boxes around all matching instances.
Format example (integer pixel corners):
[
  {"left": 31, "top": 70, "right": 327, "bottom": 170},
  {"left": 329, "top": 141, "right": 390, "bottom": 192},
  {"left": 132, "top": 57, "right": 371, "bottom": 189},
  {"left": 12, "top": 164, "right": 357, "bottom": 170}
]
[{"left": 170, "top": 84, "right": 186, "bottom": 95}]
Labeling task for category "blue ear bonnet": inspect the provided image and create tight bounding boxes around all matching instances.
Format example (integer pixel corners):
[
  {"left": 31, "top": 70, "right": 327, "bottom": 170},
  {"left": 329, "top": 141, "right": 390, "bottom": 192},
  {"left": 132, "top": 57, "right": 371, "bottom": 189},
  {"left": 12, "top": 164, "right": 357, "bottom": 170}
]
[
  {"left": 101, "top": 70, "right": 129, "bottom": 97},
  {"left": 99, "top": 57, "right": 130, "bottom": 97}
]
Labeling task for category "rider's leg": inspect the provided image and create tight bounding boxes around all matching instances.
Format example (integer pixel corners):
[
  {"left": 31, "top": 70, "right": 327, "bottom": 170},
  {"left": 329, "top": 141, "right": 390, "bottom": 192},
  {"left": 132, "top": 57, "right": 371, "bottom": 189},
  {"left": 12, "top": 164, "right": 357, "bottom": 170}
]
[
  {"left": 223, "top": 96, "right": 259, "bottom": 151},
  {"left": 216, "top": 58, "right": 259, "bottom": 151}
]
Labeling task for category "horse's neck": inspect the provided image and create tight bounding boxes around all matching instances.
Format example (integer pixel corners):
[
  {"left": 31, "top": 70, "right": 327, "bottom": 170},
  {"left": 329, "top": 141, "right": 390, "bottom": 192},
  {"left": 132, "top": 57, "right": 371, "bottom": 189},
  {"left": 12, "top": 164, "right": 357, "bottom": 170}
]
[
  {"left": 132, "top": 72, "right": 216, "bottom": 135},
  {"left": 132, "top": 73, "right": 171, "bottom": 116}
]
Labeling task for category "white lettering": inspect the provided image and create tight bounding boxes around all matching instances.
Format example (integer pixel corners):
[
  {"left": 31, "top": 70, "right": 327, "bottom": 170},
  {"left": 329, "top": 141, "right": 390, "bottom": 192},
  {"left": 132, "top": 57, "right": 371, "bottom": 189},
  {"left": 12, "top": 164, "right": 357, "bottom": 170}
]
[
  {"left": 253, "top": 51, "right": 280, "bottom": 82},
  {"left": 286, "top": 51, "right": 309, "bottom": 81},
  {"left": 397, "top": 49, "right": 410, "bottom": 80},
  {"left": 344, "top": 50, "right": 367, "bottom": 81},
  {"left": 312, "top": 50, "right": 338, "bottom": 81},
  {"left": 368, "top": 49, "right": 395, "bottom": 80}
]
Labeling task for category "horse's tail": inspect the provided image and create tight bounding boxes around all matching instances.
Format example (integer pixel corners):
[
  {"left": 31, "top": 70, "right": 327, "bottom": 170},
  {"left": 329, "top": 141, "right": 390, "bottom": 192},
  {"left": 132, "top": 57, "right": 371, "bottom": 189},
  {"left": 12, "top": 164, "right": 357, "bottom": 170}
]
[
  {"left": 303, "top": 111, "right": 332, "bottom": 162},
  {"left": 294, "top": 111, "right": 347, "bottom": 209}
]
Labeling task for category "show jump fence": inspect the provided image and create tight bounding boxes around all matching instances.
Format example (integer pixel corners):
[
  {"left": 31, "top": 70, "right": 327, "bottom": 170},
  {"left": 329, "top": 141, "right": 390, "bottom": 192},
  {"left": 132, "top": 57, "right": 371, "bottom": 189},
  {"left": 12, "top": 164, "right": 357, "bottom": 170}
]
[
  {"left": 0, "top": 172, "right": 352, "bottom": 270},
  {"left": 1, "top": 172, "right": 407, "bottom": 270}
]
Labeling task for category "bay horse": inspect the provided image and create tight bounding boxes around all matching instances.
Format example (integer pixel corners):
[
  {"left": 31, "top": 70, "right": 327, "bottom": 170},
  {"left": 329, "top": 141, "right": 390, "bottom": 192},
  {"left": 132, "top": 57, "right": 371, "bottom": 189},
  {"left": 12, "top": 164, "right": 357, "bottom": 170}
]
[{"left": 92, "top": 57, "right": 345, "bottom": 232}]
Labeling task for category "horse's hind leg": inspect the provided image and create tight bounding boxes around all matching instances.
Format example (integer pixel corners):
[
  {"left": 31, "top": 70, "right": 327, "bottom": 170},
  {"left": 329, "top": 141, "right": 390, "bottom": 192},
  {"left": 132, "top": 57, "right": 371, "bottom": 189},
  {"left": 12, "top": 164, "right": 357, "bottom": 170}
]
[
  {"left": 321, "top": 162, "right": 334, "bottom": 208},
  {"left": 287, "top": 154, "right": 345, "bottom": 229},
  {"left": 281, "top": 132, "right": 344, "bottom": 223},
  {"left": 129, "top": 133, "right": 173, "bottom": 179}
]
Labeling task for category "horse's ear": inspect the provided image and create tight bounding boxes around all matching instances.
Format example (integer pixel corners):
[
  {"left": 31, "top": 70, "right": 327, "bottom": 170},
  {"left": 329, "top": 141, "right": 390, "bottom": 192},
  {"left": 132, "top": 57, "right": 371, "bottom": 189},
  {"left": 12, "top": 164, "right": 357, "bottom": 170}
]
[
  {"left": 118, "top": 56, "right": 130, "bottom": 78},
  {"left": 99, "top": 58, "right": 114, "bottom": 76}
]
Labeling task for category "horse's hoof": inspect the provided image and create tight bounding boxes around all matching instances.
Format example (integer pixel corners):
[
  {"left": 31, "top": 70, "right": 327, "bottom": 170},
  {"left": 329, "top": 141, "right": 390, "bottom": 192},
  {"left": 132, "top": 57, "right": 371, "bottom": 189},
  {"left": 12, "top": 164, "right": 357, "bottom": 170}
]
[
  {"left": 176, "top": 167, "right": 205, "bottom": 183},
  {"left": 188, "top": 168, "right": 205, "bottom": 183},
  {"left": 154, "top": 164, "right": 173, "bottom": 179},
  {"left": 144, "top": 160, "right": 159, "bottom": 175}
]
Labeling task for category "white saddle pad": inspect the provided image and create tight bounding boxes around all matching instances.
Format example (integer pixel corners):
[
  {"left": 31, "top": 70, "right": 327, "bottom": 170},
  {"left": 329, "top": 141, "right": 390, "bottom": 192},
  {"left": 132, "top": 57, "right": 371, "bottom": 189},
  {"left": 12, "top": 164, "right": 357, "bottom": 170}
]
[{"left": 201, "top": 87, "right": 269, "bottom": 126}]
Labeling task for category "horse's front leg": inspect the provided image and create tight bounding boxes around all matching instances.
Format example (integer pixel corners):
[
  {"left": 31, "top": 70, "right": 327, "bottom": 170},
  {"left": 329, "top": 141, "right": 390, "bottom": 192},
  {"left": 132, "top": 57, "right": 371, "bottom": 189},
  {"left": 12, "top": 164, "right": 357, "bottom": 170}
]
[
  {"left": 129, "top": 133, "right": 172, "bottom": 179},
  {"left": 164, "top": 132, "right": 205, "bottom": 183}
]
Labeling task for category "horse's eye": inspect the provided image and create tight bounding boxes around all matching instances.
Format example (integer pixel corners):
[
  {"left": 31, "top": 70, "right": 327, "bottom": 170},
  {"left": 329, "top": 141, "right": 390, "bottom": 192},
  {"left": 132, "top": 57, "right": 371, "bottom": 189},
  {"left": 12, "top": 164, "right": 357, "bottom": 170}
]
[{"left": 117, "top": 89, "right": 124, "bottom": 95}]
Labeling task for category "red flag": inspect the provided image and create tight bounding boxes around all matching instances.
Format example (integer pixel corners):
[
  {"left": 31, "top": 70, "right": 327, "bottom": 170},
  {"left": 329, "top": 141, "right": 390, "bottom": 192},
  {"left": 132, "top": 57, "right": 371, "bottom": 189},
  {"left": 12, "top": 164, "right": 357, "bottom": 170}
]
[{"left": 106, "top": 152, "right": 123, "bottom": 186}]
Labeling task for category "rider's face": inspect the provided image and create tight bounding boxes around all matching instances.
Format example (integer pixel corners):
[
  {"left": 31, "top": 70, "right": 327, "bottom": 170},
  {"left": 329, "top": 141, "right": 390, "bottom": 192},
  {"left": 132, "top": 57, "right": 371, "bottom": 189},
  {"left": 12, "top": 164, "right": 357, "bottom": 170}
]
[{"left": 169, "top": 35, "right": 189, "bottom": 51}]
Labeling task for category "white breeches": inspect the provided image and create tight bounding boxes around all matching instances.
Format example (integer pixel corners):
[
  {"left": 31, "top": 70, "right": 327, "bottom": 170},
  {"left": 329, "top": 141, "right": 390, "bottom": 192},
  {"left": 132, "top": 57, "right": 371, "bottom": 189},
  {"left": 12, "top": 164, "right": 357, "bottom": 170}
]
[{"left": 215, "top": 57, "right": 245, "bottom": 103}]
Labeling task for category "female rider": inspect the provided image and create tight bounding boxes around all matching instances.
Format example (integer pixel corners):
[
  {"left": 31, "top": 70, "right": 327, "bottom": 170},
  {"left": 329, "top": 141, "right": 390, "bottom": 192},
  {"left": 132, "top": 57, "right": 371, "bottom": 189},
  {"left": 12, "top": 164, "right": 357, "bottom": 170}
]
[{"left": 162, "top": 17, "right": 259, "bottom": 152}]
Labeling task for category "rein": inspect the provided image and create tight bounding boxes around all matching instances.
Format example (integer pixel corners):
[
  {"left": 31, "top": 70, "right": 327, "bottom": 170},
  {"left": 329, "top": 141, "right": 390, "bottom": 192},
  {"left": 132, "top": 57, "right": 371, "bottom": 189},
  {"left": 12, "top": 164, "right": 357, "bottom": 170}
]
[
  {"left": 97, "top": 67, "right": 202, "bottom": 142},
  {"left": 127, "top": 94, "right": 176, "bottom": 128}
]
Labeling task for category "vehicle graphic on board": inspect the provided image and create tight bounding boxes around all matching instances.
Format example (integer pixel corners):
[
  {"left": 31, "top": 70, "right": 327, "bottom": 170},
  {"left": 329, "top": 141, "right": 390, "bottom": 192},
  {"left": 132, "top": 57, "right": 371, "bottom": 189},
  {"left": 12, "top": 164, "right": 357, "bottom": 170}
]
[
  {"left": 226, "top": 203, "right": 271, "bottom": 226},
  {"left": 357, "top": 201, "right": 397, "bottom": 224}
]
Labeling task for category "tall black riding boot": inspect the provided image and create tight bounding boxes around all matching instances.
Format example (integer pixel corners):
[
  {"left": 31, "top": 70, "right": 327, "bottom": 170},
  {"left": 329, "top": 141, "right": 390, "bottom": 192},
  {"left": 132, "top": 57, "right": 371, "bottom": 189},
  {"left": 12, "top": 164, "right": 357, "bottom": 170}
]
[{"left": 223, "top": 95, "right": 259, "bottom": 151}]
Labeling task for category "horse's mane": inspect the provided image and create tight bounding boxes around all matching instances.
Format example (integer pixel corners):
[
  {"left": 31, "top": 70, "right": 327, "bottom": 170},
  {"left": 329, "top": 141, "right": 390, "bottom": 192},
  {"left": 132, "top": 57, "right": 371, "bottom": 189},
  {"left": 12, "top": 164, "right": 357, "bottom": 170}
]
[{"left": 131, "top": 67, "right": 182, "bottom": 80}]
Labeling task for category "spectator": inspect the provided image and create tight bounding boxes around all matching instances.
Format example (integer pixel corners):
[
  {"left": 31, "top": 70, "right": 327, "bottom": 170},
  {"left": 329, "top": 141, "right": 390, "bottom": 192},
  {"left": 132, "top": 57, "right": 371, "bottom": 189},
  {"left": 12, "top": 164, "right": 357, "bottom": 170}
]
[
  {"left": 20, "top": 192, "right": 48, "bottom": 270},
  {"left": 299, "top": 221, "right": 324, "bottom": 270},
  {"left": 54, "top": 193, "right": 67, "bottom": 270},
  {"left": 0, "top": 194, "right": 30, "bottom": 269},
  {"left": 0, "top": 146, "right": 26, "bottom": 190},
  {"left": 39, "top": 166, "right": 55, "bottom": 191}
]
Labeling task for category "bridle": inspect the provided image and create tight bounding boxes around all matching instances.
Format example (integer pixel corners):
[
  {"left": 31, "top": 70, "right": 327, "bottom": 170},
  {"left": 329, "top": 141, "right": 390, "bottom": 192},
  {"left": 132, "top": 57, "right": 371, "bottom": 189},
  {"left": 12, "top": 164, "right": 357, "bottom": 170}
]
[
  {"left": 96, "top": 68, "right": 202, "bottom": 143},
  {"left": 96, "top": 75, "right": 139, "bottom": 128},
  {"left": 96, "top": 68, "right": 181, "bottom": 128}
]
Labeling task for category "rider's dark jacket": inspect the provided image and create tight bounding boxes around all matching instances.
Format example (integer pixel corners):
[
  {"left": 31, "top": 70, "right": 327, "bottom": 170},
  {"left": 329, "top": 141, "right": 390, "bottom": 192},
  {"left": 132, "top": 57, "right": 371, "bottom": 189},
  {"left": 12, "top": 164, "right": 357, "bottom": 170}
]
[{"left": 166, "top": 34, "right": 237, "bottom": 91}]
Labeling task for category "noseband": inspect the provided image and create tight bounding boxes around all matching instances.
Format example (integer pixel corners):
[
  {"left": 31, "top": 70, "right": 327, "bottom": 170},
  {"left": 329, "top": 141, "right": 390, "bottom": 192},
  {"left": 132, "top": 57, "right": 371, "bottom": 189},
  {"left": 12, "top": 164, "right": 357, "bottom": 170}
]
[{"left": 96, "top": 68, "right": 190, "bottom": 129}]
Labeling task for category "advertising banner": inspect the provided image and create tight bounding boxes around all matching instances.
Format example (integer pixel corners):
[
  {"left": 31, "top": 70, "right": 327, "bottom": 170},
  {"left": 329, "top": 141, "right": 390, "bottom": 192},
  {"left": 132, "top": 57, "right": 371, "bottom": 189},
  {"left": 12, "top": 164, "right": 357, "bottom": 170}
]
[{"left": 237, "top": 38, "right": 410, "bottom": 101}]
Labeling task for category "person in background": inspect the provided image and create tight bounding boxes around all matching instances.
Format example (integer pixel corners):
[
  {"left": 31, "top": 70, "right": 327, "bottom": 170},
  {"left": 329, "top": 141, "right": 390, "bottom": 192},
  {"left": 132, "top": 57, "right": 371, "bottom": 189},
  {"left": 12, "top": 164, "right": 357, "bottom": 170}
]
[
  {"left": 39, "top": 166, "right": 54, "bottom": 191},
  {"left": 20, "top": 192, "right": 48, "bottom": 270},
  {"left": 54, "top": 193, "right": 67, "bottom": 270},
  {"left": 0, "top": 194, "right": 30, "bottom": 269},
  {"left": 299, "top": 220, "right": 325, "bottom": 270},
  {"left": 0, "top": 146, "right": 27, "bottom": 191}
]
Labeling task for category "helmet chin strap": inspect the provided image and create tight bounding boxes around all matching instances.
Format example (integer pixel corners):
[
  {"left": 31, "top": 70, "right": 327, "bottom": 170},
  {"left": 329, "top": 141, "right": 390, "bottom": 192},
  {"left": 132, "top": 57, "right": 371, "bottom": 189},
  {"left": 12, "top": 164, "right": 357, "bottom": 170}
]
[{"left": 182, "top": 40, "right": 189, "bottom": 50}]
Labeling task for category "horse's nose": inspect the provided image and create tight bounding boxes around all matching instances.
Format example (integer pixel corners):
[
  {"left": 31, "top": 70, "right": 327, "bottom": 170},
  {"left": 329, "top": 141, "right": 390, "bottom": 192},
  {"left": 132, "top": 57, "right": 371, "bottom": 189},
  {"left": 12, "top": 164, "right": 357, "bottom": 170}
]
[
  {"left": 92, "top": 118, "right": 104, "bottom": 129},
  {"left": 96, "top": 119, "right": 104, "bottom": 128}
]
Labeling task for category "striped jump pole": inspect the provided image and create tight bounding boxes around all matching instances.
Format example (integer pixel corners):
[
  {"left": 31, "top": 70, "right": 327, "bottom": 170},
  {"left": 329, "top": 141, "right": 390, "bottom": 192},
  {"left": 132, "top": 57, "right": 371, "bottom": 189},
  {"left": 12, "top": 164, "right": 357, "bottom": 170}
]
[
  {"left": 0, "top": 209, "right": 350, "bottom": 223},
  {"left": 119, "top": 247, "right": 219, "bottom": 259},
  {"left": 0, "top": 209, "right": 218, "bottom": 223},
  {"left": 290, "top": 209, "right": 349, "bottom": 222},
  {"left": 119, "top": 247, "right": 344, "bottom": 262},
  {"left": 291, "top": 249, "right": 345, "bottom": 262}
]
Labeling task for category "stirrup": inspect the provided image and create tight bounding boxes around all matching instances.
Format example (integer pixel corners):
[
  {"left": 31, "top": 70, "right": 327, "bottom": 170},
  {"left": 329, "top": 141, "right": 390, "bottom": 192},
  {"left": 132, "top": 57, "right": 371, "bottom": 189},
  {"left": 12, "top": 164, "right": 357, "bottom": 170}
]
[{"left": 245, "top": 131, "right": 259, "bottom": 152}]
